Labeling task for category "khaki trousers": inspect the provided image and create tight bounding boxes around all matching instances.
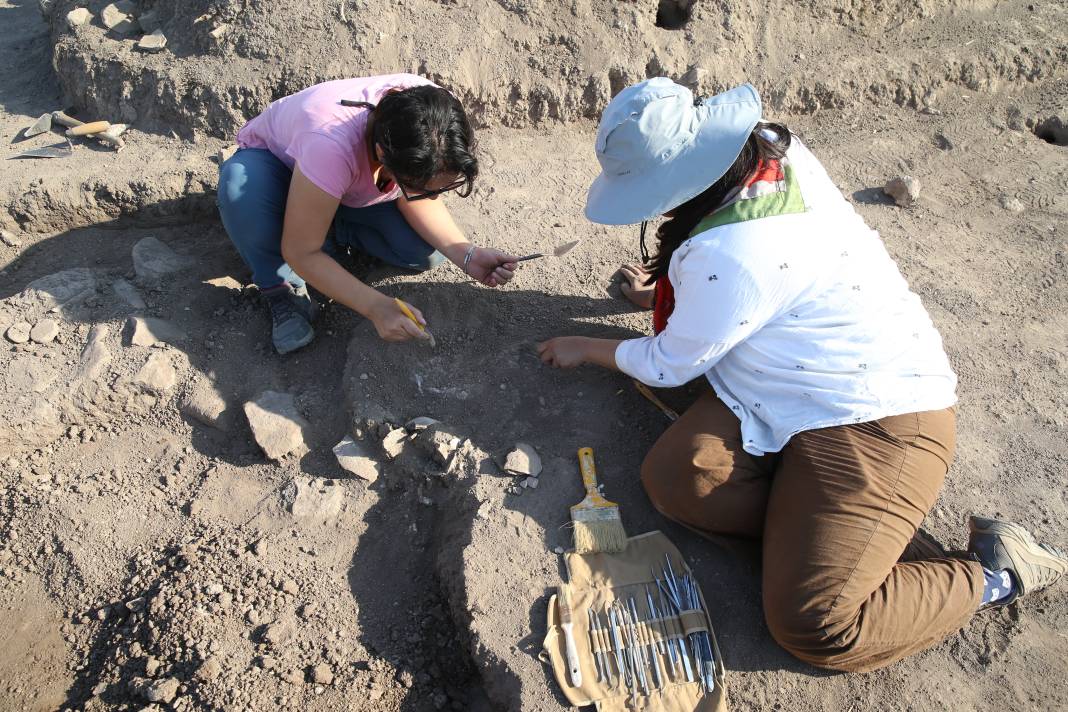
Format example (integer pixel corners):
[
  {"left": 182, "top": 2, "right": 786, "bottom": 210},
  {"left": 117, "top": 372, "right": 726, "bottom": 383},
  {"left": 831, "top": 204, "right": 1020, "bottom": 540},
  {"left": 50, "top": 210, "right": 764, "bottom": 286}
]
[{"left": 641, "top": 391, "right": 984, "bottom": 672}]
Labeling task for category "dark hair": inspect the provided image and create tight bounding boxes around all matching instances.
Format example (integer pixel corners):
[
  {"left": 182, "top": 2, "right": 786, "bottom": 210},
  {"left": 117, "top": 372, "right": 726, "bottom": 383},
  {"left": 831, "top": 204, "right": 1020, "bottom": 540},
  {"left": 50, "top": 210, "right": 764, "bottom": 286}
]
[
  {"left": 643, "top": 121, "right": 792, "bottom": 282},
  {"left": 366, "top": 85, "right": 478, "bottom": 196}
]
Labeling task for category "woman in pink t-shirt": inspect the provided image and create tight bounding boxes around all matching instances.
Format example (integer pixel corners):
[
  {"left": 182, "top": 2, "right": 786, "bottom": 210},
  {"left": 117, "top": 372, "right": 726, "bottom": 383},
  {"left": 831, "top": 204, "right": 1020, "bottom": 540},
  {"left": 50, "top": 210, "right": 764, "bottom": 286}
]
[{"left": 218, "top": 75, "right": 518, "bottom": 354}]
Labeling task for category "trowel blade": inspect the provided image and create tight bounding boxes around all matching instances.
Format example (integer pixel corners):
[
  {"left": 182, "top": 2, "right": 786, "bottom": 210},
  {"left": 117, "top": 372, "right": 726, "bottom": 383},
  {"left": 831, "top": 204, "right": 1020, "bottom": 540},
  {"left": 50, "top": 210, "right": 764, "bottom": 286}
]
[
  {"left": 23, "top": 113, "right": 53, "bottom": 138},
  {"left": 553, "top": 239, "right": 580, "bottom": 257},
  {"left": 9, "top": 140, "right": 72, "bottom": 160}
]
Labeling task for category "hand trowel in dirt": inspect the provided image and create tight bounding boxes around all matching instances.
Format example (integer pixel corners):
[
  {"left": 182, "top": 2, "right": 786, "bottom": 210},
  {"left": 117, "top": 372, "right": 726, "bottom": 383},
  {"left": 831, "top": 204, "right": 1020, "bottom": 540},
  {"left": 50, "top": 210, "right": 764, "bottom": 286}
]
[{"left": 9, "top": 139, "right": 73, "bottom": 160}]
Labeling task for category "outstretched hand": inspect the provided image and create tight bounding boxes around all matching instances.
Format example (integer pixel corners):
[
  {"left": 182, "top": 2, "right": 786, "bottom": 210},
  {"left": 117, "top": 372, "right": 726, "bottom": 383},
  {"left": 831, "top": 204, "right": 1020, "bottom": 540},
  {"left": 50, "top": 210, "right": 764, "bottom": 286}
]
[
  {"left": 467, "top": 247, "right": 518, "bottom": 287},
  {"left": 537, "top": 336, "right": 589, "bottom": 368}
]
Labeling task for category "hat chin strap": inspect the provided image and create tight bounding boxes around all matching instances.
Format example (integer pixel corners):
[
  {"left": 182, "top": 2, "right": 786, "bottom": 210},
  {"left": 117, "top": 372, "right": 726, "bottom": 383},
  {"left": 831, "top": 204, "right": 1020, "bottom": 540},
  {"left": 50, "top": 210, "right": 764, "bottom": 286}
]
[{"left": 639, "top": 220, "right": 651, "bottom": 263}]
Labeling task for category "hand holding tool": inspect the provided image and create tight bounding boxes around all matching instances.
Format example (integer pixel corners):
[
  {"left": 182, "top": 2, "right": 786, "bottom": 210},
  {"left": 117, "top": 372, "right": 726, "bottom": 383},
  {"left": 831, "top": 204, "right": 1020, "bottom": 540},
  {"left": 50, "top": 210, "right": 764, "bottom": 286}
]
[{"left": 394, "top": 297, "right": 436, "bottom": 347}]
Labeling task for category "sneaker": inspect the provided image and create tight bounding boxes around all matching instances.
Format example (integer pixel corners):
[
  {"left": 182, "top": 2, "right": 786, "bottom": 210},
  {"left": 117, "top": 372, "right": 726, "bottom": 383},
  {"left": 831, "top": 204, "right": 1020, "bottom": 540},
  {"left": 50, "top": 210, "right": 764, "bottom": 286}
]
[
  {"left": 968, "top": 515, "right": 1068, "bottom": 603},
  {"left": 264, "top": 284, "right": 316, "bottom": 354}
]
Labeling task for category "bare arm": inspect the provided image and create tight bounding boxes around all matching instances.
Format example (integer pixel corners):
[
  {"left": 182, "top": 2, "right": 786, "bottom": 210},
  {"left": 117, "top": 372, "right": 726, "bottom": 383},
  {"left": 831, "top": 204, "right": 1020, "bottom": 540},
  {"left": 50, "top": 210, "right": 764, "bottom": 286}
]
[
  {"left": 280, "top": 167, "right": 427, "bottom": 342},
  {"left": 397, "top": 193, "right": 518, "bottom": 287},
  {"left": 537, "top": 336, "right": 621, "bottom": 371}
]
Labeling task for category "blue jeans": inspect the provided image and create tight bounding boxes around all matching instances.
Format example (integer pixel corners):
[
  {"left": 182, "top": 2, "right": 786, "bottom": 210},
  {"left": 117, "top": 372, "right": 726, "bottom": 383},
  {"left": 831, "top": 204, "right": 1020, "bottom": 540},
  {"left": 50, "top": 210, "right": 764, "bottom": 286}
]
[{"left": 217, "top": 148, "right": 443, "bottom": 289}]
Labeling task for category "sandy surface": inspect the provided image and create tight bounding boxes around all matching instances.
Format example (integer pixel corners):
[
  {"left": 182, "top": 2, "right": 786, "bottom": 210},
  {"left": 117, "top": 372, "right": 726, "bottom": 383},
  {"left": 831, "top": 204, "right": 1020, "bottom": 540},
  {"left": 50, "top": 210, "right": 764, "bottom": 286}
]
[{"left": 1, "top": 0, "right": 1066, "bottom": 710}]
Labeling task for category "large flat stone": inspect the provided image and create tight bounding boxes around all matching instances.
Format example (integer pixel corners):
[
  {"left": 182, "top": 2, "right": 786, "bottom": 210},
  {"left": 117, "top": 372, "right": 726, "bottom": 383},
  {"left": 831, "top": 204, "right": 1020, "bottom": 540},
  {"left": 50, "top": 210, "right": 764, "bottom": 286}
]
[
  {"left": 243, "top": 391, "right": 308, "bottom": 460},
  {"left": 132, "top": 236, "right": 194, "bottom": 285},
  {"left": 126, "top": 316, "right": 186, "bottom": 346},
  {"left": 286, "top": 476, "right": 345, "bottom": 522},
  {"left": 133, "top": 352, "right": 176, "bottom": 393},
  {"left": 332, "top": 436, "right": 380, "bottom": 482},
  {"left": 180, "top": 380, "right": 228, "bottom": 430}
]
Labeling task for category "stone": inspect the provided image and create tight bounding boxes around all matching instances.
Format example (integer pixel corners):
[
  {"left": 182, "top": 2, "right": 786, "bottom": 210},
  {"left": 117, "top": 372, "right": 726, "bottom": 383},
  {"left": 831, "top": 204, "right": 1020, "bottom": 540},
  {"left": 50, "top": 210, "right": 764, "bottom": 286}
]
[
  {"left": 195, "top": 657, "right": 221, "bottom": 681},
  {"left": 132, "top": 236, "right": 194, "bottom": 285},
  {"left": 144, "top": 656, "right": 161, "bottom": 677},
  {"left": 263, "top": 621, "right": 292, "bottom": 645},
  {"left": 78, "top": 324, "right": 111, "bottom": 380},
  {"left": 180, "top": 381, "right": 228, "bottom": 429},
  {"left": 883, "top": 176, "right": 921, "bottom": 207},
  {"left": 29, "top": 319, "right": 59, "bottom": 344},
  {"left": 5, "top": 322, "right": 30, "bottom": 344},
  {"left": 309, "top": 663, "right": 334, "bottom": 685},
  {"left": 24, "top": 113, "right": 52, "bottom": 138},
  {"left": 20, "top": 268, "right": 96, "bottom": 314},
  {"left": 679, "top": 65, "right": 707, "bottom": 90},
  {"left": 205, "top": 275, "right": 243, "bottom": 291},
  {"left": 112, "top": 278, "right": 146, "bottom": 309},
  {"left": 143, "top": 677, "right": 179, "bottom": 703},
  {"left": 101, "top": 1, "right": 138, "bottom": 34},
  {"left": 66, "top": 7, "right": 92, "bottom": 28},
  {"left": 381, "top": 427, "right": 408, "bottom": 459},
  {"left": 0, "top": 229, "right": 21, "bottom": 247},
  {"left": 244, "top": 391, "right": 309, "bottom": 460},
  {"left": 133, "top": 352, "right": 176, "bottom": 393},
  {"left": 412, "top": 424, "right": 463, "bottom": 467},
  {"left": 281, "top": 579, "right": 298, "bottom": 595},
  {"left": 217, "top": 145, "right": 238, "bottom": 164},
  {"left": 503, "top": 442, "right": 542, "bottom": 477},
  {"left": 282, "top": 668, "right": 304, "bottom": 685},
  {"left": 522, "top": 476, "right": 539, "bottom": 489},
  {"left": 332, "top": 435, "right": 380, "bottom": 482},
  {"left": 287, "top": 476, "right": 345, "bottom": 521},
  {"left": 999, "top": 195, "right": 1025, "bottom": 212},
  {"left": 353, "top": 400, "right": 397, "bottom": 439},
  {"left": 126, "top": 316, "right": 186, "bottom": 346},
  {"left": 137, "top": 29, "right": 167, "bottom": 52}
]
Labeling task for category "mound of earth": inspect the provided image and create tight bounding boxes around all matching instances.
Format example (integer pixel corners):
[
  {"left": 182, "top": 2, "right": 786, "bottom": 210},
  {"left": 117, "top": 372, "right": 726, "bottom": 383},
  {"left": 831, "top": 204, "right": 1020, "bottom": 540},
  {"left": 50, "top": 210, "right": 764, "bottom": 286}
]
[{"left": 45, "top": 0, "right": 1067, "bottom": 139}]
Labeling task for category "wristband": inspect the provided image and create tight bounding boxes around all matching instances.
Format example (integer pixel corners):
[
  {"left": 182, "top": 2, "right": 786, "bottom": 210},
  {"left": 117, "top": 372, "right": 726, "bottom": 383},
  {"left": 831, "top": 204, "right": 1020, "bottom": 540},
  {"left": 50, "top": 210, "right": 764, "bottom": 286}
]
[{"left": 462, "top": 245, "right": 477, "bottom": 275}]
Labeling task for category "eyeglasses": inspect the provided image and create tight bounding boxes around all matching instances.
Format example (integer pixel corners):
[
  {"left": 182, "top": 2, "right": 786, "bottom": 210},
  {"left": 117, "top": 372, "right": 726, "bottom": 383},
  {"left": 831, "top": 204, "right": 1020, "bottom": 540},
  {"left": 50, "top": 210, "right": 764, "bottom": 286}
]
[{"left": 398, "top": 178, "right": 468, "bottom": 201}]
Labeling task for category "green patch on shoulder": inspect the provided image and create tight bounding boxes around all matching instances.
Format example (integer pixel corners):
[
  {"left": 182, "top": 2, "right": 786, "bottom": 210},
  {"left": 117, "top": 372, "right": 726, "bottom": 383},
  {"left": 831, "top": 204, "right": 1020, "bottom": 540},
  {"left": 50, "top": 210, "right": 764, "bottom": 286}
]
[{"left": 690, "top": 164, "right": 807, "bottom": 236}]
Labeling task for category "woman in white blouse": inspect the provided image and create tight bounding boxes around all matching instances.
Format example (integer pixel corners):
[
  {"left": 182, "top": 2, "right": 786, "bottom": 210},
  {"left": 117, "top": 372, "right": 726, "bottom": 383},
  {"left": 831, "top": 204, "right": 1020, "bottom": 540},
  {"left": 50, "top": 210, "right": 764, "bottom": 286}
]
[{"left": 539, "top": 78, "right": 1067, "bottom": 672}]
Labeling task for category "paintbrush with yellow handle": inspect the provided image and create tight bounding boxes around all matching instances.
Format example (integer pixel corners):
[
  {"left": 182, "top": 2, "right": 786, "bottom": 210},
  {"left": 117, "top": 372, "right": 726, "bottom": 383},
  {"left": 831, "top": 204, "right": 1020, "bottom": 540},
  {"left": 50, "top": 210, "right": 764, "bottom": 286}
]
[
  {"left": 571, "top": 447, "right": 627, "bottom": 554},
  {"left": 393, "top": 297, "right": 436, "bottom": 347}
]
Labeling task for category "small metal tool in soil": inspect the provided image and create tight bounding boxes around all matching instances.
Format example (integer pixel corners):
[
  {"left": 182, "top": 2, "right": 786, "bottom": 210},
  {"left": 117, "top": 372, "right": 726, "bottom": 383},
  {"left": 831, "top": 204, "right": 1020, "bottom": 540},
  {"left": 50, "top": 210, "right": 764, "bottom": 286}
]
[
  {"left": 9, "top": 139, "right": 73, "bottom": 159},
  {"left": 515, "top": 239, "right": 581, "bottom": 262}
]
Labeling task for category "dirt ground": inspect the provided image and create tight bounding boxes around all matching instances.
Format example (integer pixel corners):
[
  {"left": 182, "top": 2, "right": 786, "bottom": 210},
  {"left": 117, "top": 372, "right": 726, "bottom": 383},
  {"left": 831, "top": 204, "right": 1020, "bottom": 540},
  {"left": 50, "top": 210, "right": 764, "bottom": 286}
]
[{"left": 1, "top": 0, "right": 1066, "bottom": 710}]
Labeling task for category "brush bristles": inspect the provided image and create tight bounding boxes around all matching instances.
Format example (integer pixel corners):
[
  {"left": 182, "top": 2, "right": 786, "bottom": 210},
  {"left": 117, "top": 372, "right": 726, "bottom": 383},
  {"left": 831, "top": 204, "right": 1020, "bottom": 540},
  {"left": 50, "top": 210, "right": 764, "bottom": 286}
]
[{"left": 573, "top": 519, "right": 627, "bottom": 554}]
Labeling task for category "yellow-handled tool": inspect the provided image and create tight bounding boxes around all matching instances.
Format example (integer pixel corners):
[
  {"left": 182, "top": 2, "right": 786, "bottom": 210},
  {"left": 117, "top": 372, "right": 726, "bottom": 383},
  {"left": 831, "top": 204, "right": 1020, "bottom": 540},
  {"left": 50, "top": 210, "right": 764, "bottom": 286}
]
[
  {"left": 570, "top": 447, "right": 627, "bottom": 553},
  {"left": 394, "top": 297, "right": 436, "bottom": 347},
  {"left": 66, "top": 121, "right": 111, "bottom": 137}
]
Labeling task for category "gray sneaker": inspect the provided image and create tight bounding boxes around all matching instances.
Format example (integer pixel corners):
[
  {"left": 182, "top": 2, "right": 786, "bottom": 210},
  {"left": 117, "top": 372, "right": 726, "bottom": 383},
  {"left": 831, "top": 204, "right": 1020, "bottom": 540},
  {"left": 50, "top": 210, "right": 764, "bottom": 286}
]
[
  {"left": 968, "top": 515, "right": 1068, "bottom": 603},
  {"left": 264, "top": 284, "right": 318, "bottom": 354}
]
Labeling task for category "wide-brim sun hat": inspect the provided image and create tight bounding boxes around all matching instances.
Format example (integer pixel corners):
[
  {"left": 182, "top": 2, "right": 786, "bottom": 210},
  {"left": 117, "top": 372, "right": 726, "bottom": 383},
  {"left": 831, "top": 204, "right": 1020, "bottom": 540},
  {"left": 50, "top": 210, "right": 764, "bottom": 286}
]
[{"left": 585, "top": 78, "right": 762, "bottom": 225}]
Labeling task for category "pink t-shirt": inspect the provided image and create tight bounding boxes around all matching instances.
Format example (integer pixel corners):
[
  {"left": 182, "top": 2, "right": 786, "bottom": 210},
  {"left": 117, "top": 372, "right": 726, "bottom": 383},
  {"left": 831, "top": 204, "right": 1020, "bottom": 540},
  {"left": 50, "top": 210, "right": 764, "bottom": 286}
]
[{"left": 236, "top": 74, "right": 434, "bottom": 208}]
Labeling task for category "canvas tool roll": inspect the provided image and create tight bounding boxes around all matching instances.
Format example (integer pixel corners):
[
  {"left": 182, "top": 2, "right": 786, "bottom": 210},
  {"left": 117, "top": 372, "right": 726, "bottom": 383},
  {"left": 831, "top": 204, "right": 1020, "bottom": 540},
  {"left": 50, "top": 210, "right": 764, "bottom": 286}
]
[{"left": 543, "top": 531, "right": 727, "bottom": 711}]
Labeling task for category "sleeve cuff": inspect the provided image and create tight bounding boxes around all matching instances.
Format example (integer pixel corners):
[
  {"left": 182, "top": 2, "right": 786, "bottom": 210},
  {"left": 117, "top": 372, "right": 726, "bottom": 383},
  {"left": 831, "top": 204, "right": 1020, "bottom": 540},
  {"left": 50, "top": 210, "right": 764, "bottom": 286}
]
[{"left": 614, "top": 337, "right": 651, "bottom": 382}]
